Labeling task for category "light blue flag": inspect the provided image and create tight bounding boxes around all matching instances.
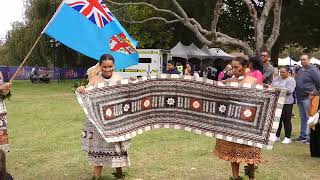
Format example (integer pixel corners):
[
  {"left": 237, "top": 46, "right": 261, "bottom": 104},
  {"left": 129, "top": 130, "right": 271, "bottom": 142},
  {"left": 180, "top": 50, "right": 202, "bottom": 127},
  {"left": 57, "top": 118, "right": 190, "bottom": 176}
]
[{"left": 43, "top": 0, "right": 139, "bottom": 70}]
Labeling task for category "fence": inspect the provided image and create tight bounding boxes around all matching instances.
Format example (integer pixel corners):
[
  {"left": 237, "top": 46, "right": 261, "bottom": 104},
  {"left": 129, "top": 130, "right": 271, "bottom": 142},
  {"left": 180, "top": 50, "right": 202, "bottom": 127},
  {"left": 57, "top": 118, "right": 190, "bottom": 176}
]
[{"left": 0, "top": 66, "right": 87, "bottom": 82}]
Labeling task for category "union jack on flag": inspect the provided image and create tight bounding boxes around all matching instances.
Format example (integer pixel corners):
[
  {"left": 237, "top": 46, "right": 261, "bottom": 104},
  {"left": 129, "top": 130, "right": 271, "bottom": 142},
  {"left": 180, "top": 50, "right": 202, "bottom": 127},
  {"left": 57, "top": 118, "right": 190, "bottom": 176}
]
[{"left": 66, "top": 0, "right": 114, "bottom": 28}]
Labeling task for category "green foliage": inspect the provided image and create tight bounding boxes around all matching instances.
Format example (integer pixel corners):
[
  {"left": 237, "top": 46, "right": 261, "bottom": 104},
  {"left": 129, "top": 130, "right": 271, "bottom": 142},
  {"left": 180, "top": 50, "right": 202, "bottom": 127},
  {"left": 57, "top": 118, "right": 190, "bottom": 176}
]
[
  {"left": 0, "top": 0, "right": 319, "bottom": 67},
  {"left": 0, "top": 0, "right": 94, "bottom": 67},
  {"left": 113, "top": 4, "right": 175, "bottom": 49}
]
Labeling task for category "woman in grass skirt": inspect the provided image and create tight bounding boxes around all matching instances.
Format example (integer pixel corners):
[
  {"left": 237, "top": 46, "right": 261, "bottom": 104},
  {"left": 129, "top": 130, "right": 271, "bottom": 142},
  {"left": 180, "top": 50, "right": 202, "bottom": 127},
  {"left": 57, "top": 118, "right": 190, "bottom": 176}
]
[{"left": 215, "top": 56, "right": 261, "bottom": 180}]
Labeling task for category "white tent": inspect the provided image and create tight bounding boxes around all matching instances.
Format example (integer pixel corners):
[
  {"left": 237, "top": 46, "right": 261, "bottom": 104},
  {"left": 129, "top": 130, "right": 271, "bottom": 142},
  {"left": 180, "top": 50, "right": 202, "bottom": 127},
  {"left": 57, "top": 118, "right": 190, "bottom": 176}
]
[
  {"left": 310, "top": 57, "right": 320, "bottom": 65},
  {"left": 278, "top": 56, "right": 298, "bottom": 66},
  {"left": 201, "top": 46, "right": 233, "bottom": 60},
  {"left": 297, "top": 57, "right": 320, "bottom": 66},
  {"left": 170, "top": 42, "right": 233, "bottom": 60},
  {"left": 170, "top": 42, "right": 209, "bottom": 59}
]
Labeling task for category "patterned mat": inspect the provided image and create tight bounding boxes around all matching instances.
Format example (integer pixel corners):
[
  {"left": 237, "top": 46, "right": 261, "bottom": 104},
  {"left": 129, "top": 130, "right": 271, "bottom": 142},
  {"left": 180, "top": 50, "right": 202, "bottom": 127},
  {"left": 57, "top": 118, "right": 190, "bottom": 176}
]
[
  {"left": 0, "top": 100, "right": 9, "bottom": 152},
  {"left": 76, "top": 74, "right": 286, "bottom": 150}
]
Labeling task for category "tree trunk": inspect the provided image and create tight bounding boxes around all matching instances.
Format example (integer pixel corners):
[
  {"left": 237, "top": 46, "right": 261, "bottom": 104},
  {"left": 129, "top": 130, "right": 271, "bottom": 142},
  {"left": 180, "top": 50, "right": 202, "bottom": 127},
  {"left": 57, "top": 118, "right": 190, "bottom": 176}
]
[{"left": 270, "top": 39, "right": 281, "bottom": 66}]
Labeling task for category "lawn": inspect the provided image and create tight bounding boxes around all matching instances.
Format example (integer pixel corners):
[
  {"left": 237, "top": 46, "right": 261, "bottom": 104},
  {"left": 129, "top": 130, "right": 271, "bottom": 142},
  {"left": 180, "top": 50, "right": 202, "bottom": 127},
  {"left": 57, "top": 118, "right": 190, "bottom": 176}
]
[{"left": 5, "top": 81, "right": 320, "bottom": 180}]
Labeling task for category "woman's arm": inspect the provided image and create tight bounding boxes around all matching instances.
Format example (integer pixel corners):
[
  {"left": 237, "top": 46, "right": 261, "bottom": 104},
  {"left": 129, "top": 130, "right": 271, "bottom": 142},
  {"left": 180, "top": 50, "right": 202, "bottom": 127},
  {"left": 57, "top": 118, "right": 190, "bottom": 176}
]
[{"left": 285, "top": 78, "right": 296, "bottom": 95}]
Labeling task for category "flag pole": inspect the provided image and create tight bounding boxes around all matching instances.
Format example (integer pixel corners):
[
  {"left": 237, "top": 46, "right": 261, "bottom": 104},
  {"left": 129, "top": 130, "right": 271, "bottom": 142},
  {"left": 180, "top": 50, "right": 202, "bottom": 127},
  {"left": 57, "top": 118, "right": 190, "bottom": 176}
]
[{"left": 9, "top": 34, "right": 42, "bottom": 83}]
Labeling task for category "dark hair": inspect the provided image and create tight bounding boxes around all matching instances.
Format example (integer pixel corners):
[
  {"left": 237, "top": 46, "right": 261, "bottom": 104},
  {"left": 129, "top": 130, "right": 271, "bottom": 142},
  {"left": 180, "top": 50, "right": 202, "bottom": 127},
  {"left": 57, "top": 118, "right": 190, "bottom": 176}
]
[
  {"left": 232, "top": 56, "right": 248, "bottom": 67},
  {"left": 279, "top": 65, "right": 290, "bottom": 72},
  {"left": 184, "top": 62, "right": 194, "bottom": 75},
  {"left": 167, "top": 60, "right": 175, "bottom": 66},
  {"left": 99, "top": 54, "right": 114, "bottom": 65},
  {"left": 249, "top": 56, "right": 264, "bottom": 72},
  {"left": 0, "top": 150, "right": 6, "bottom": 179}
]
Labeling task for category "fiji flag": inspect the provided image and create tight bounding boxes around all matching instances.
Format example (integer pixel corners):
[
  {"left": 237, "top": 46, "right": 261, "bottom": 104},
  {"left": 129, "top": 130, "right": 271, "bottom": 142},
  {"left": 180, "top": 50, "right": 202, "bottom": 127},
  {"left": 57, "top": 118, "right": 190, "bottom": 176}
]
[{"left": 42, "top": 0, "right": 139, "bottom": 70}]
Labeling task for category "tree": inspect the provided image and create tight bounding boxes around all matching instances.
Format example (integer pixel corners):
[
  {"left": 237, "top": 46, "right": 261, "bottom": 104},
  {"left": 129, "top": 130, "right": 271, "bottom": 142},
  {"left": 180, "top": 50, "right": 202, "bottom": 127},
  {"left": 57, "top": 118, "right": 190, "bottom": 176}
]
[
  {"left": 1, "top": 0, "right": 96, "bottom": 67},
  {"left": 108, "top": 0, "right": 283, "bottom": 57},
  {"left": 268, "top": 0, "right": 320, "bottom": 64}
]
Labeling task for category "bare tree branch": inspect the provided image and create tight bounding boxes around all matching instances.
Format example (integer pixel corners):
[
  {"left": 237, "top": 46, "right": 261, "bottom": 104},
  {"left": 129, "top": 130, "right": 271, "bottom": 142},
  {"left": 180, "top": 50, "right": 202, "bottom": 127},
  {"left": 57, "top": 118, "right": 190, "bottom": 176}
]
[
  {"left": 211, "top": 0, "right": 223, "bottom": 41},
  {"left": 243, "top": 0, "right": 258, "bottom": 40},
  {"left": 265, "top": 0, "right": 282, "bottom": 51},
  {"left": 108, "top": 0, "right": 182, "bottom": 19},
  {"left": 171, "top": 0, "right": 189, "bottom": 22},
  {"left": 189, "top": 18, "right": 211, "bottom": 36},
  {"left": 112, "top": 5, "right": 128, "bottom": 13},
  {"left": 108, "top": 0, "right": 283, "bottom": 57},
  {"left": 256, "top": 0, "right": 276, "bottom": 52},
  {"left": 121, "top": 17, "right": 182, "bottom": 24},
  {"left": 216, "top": 32, "right": 254, "bottom": 56},
  {"left": 169, "top": 0, "right": 213, "bottom": 46}
]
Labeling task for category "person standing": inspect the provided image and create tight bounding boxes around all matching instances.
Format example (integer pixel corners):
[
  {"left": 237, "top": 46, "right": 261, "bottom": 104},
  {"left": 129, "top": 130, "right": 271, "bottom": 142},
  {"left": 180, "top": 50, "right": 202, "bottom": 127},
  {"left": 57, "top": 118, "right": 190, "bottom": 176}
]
[
  {"left": 218, "top": 64, "right": 233, "bottom": 81},
  {"left": 165, "top": 60, "right": 179, "bottom": 74},
  {"left": 272, "top": 66, "right": 296, "bottom": 144},
  {"left": 176, "top": 62, "right": 183, "bottom": 74},
  {"left": 214, "top": 57, "right": 261, "bottom": 180},
  {"left": 260, "top": 49, "right": 274, "bottom": 85},
  {"left": 248, "top": 56, "right": 264, "bottom": 84},
  {"left": 184, "top": 62, "right": 199, "bottom": 78},
  {"left": 0, "top": 149, "right": 13, "bottom": 180},
  {"left": 294, "top": 54, "right": 320, "bottom": 144},
  {"left": 77, "top": 54, "right": 130, "bottom": 179}
]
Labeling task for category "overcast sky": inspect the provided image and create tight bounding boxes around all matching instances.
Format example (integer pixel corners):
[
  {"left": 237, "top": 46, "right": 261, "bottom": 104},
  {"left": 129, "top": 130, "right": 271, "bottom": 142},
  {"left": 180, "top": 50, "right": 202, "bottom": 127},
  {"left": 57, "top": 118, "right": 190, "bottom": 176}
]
[{"left": 0, "top": 0, "right": 25, "bottom": 41}]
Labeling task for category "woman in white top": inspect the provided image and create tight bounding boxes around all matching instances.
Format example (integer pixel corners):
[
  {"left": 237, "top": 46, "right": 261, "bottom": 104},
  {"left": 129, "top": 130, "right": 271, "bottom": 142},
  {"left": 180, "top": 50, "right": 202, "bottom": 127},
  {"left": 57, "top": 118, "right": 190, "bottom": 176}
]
[
  {"left": 184, "top": 62, "right": 199, "bottom": 78},
  {"left": 272, "top": 66, "right": 296, "bottom": 144},
  {"left": 77, "top": 54, "right": 130, "bottom": 179}
]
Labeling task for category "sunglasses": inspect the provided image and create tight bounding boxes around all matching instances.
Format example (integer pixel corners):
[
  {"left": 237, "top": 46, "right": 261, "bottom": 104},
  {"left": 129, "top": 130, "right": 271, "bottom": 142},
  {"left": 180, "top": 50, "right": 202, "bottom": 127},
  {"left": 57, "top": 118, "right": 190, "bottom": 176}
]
[{"left": 261, "top": 55, "right": 268, "bottom": 57}]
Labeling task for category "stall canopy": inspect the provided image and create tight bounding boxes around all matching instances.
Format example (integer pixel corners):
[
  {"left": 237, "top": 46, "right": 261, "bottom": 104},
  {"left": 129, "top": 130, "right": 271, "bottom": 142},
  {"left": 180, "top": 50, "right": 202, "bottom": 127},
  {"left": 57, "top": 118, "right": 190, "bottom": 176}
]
[
  {"left": 170, "top": 42, "right": 208, "bottom": 59},
  {"left": 278, "top": 56, "right": 298, "bottom": 66},
  {"left": 201, "top": 46, "right": 233, "bottom": 60},
  {"left": 170, "top": 42, "right": 232, "bottom": 60}
]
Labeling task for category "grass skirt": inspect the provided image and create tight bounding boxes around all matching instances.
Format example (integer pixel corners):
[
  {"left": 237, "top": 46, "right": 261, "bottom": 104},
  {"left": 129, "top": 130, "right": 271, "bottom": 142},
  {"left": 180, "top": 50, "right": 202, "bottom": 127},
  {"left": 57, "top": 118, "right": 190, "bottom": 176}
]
[{"left": 214, "top": 139, "right": 262, "bottom": 164}]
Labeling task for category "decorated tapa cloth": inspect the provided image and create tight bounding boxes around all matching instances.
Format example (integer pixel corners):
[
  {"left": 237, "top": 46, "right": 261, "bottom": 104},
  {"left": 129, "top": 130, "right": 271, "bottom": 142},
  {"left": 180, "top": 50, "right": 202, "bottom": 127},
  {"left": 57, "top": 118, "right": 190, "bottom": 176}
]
[
  {"left": 76, "top": 74, "right": 287, "bottom": 150},
  {"left": 0, "top": 99, "right": 9, "bottom": 152}
]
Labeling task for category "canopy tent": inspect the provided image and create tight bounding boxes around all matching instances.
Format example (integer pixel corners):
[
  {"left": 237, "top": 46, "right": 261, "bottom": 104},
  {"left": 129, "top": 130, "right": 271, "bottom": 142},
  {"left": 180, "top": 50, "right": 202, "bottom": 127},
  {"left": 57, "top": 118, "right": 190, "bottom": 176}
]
[
  {"left": 170, "top": 42, "right": 209, "bottom": 60},
  {"left": 170, "top": 42, "right": 232, "bottom": 60},
  {"left": 201, "top": 46, "right": 234, "bottom": 60},
  {"left": 297, "top": 57, "right": 320, "bottom": 66},
  {"left": 278, "top": 56, "right": 298, "bottom": 66}
]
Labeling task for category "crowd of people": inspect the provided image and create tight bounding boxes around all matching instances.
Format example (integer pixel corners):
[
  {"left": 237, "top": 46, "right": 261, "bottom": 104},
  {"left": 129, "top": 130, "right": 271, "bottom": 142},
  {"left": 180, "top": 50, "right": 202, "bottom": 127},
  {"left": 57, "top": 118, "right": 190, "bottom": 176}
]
[{"left": 163, "top": 49, "right": 320, "bottom": 179}]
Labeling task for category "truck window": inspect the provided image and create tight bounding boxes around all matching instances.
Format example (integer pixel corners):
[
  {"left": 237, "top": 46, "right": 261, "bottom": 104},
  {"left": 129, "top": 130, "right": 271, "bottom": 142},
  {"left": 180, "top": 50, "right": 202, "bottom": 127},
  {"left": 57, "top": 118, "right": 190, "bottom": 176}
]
[{"left": 139, "top": 58, "right": 152, "bottom": 63}]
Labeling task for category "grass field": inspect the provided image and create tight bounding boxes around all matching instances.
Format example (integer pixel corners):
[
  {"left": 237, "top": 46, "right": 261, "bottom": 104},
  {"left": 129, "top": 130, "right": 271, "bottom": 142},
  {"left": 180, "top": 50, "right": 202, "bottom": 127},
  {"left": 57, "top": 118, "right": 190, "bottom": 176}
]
[{"left": 5, "top": 81, "right": 320, "bottom": 180}]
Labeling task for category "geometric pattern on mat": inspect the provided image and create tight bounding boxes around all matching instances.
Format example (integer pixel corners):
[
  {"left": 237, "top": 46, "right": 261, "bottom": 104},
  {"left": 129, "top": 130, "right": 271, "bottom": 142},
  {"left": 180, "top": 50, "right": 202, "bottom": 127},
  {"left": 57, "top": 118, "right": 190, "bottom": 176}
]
[{"left": 76, "top": 74, "right": 286, "bottom": 150}]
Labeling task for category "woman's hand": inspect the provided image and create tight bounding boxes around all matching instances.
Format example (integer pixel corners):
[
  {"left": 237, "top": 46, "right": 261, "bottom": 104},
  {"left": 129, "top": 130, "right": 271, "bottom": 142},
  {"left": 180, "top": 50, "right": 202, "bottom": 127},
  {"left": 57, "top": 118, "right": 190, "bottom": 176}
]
[
  {"left": 129, "top": 77, "right": 137, "bottom": 81},
  {"left": 0, "top": 83, "right": 11, "bottom": 96},
  {"left": 76, "top": 86, "right": 86, "bottom": 94}
]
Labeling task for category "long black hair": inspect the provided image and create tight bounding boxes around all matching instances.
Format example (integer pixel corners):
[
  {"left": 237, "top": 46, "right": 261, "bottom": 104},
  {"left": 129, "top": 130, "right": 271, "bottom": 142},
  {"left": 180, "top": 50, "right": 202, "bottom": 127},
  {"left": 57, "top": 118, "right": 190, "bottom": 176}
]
[
  {"left": 184, "top": 62, "right": 194, "bottom": 76},
  {"left": 99, "top": 54, "right": 115, "bottom": 65},
  {"left": 249, "top": 56, "right": 264, "bottom": 72}
]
